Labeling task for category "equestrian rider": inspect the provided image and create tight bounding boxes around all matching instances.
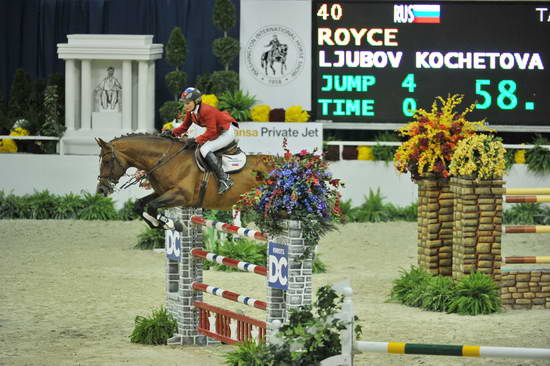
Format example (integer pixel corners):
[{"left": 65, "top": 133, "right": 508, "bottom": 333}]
[{"left": 163, "top": 87, "right": 237, "bottom": 194}]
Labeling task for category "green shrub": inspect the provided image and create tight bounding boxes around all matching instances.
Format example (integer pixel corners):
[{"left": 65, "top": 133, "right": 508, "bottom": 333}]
[
  {"left": 0, "top": 191, "right": 25, "bottom": 219},
  {"left": 26, "top": 190, "right": 59, "bottom": 219},
  {"left": 218, "top": 89, "right": 256, "bottom": 121},
  {"left": 129, "top": 306, "right": 177, "bottom": 345},
  {"left": 135, "top": 227, "right": 165, "bottom": 250},
  {"left": 209, "top": 70, "right": 239, "bottom": 95},
  {"left": 313, "top": 255, "right": 328, "bottom": 273},
  {"left": 447, "top": 273, "right": 501, "bottom": 315},
  {"left": 389, "top": 266, "right": 432, "bottom": 307},
  {"left": 526, "top": 135, "right": 550, "bottom": 175},
  {"left": 159, "top": 100, "right": 182, "bottom": 123},
  {"left": 503, "top": 202, "right": 543, "bottom": 225},
  {"left": 78, "top": 192, "right": 118, "bottom": 220},
  {"left": 210, "top": 238, "right": 266, "bottom": 272},
  {"left": 372, "top": 132, "right": 399, "bottom": 163},
  {"left": 54, "top": 193, "right": 85, "bottom": 219},
  {"left": 225, "top": 340, "right": 274, "bottom": 366},
  {"left": 504, "top": 148, "right": 515, "bottom": 171},
  {"left": 420, "top": 276, "right": 456, "bottom": 312},
  {"left": 118, "top": 199, "right": 139, "bottom": 221},
  {"left": 195, "top": 72, "right": 213, "bottom": 94},
  {"left": 164, "top": 70, "right": 187, "bottom": 99},
  {"left": 350, "top": 189, "right": 391, "bottom": 222}
]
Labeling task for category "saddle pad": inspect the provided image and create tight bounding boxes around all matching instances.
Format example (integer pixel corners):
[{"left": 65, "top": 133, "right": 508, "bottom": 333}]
[{"left": 194, "top": 148, "right": 247, "bottom": 174}]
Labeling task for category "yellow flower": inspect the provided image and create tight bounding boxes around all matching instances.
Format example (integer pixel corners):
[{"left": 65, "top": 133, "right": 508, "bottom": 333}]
[
  {"left": 202, "top": 94, "right": 219, "bottom": 108},
  {"left": 162, "top": 122, "right": 174, "bottom": 131},
  {"left": 357, "top": 146, "right": 374, "bottom": 160},
  {"left": 449, "top": 134, "right": 506, "bottom": 182},
  {"left": 285, "top": 105, "right": 310, "bottom": 122},
  {"left": 514, "top": 149, "right": 526, "bottom": 164},
  {"left": 0, "top": 128, "right": 29, "bottom": 153},
  {"left": 250, "top": 105, "right": 271, "bottom": 122}
]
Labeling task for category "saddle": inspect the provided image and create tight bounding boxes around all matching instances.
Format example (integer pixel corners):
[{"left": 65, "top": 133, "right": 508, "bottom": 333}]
[{"left": 194, "top": 141, "right": 247, "bottom": 174}]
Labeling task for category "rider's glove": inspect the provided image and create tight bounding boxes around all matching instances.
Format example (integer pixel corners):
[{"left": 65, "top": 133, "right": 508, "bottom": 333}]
[
  {"left": 185, "top": 138, "right": 197, "bottom": 149},
  {"left": 161, "top": 129, "right": 173, "bottom": 137}
]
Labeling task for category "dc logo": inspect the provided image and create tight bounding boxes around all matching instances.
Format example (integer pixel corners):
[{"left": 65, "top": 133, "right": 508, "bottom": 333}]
[
  {"left": 245, "top": 24, "right": 305, "bottom": 87},
  {"left": 268, "top": 242, "right": 288, "bottom": 290},
  {"left": 165, "top": 230, "right": 181, "bottom": 260}
]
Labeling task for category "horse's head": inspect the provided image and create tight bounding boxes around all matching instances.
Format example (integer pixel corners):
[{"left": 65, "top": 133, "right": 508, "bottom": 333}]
[
  {"left": 279, "top": 44, "right": 288, "bottom": 56},
  {"left": 95, "top": 138, "right": 128, "bottom": 196}
]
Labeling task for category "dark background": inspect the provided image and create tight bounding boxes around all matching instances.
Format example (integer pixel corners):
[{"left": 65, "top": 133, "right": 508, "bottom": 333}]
[
  {"left": 313, "top": 1, "right": 550, "bottom": 126},
  {"left": 0, "top": 0, "right": 240, "bottom": 129}
]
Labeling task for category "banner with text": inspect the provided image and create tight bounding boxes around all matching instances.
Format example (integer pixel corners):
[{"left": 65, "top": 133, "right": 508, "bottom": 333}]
[
  {"left": 240, "top": 0, "right": 311, "bottom": 109},
  {"left": 187, "top": 122, "right": 322, "bottom": 155}
]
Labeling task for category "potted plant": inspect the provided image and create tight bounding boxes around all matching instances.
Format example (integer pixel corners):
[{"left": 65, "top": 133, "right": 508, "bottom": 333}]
[{"left": 393, "top": 94, "right": 490, "bottom": 276}]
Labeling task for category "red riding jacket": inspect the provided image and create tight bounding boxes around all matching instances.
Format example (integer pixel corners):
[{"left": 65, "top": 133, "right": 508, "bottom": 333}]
[{"left": 172, "top": 103, "right": 237, "bottom": 144}]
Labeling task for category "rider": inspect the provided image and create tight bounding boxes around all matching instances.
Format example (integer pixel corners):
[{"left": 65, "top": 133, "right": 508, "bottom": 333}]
[
  {"left": 164, "top": 87, "right": 237, "bottom": 194},
  {"left": 265, "top": 34, "right": 281, "bottom": 53}
]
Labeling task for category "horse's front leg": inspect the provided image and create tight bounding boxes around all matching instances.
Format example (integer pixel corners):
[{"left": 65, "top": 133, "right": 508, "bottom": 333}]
[
  {"left": 145, "top": 190, "right": 188, "bottom": 231},
  {"left": 135, "top": 193, "right": 160, "bottom": 229}
]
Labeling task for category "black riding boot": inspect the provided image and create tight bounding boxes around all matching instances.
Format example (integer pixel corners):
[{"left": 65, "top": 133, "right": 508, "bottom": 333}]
[{"left": 204, "top": 152, "right": 234, "bottom": 194}]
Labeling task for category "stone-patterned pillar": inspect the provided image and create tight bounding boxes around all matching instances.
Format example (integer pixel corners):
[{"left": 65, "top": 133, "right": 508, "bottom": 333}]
[
  {"left": 268, "top": 220, "right": 312, "bottom": 329},
  {"left": 165, "top": 207, "right": 208, "bottom": 346},
  {"left": 416, "top": 176, "right": 454, "bottom": 276},
  {"left": 450, "top": 177, "right": 504, "bottom": 281}
]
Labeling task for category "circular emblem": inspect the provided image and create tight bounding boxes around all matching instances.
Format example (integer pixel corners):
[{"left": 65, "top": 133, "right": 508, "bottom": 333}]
[{"left": 245, "top": 25, "right": 305, "bottom": 86}]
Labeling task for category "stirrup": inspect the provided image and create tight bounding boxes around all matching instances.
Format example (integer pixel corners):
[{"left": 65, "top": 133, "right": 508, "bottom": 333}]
[{"left": 218, "top": 178, "right": 234, "bottom": 194}]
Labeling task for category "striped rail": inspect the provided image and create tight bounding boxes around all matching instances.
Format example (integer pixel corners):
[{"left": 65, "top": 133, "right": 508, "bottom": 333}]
[
  {"left": 504, "top": 256, "right": 550, "bottom": 264},
  {"left": 191, "top": 248, "right": 268, "bottom": 276},
  {"left": 353, "top": 341, "right": 550, "bottom": 360},
  {"left": 504, "top": 225, "right": 550, "bottom": 234},
  {"left": 505, "top": 188, "right": 550, "bottom": 195},
  {"left": 195, "top": 301, "right": 266, "bottom": 344},
  {"left": 505, "top": 195, "right": 550, "bottom": 203},
  {"left": 191, "top": 215, "right": 268, "bottom": 242},
  {"left": 192, "top": 282, "right": 267, "bottom": 311}
]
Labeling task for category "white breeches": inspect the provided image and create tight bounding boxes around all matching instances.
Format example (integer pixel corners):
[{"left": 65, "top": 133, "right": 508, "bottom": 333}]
[{"left": 199, "top": 125, "right": 236, "bottom": 157}]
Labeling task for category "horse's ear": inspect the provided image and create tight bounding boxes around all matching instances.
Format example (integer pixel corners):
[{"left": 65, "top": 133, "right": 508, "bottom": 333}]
[{"left": 95, "top": 138, "right": 110, "bottom": 149}]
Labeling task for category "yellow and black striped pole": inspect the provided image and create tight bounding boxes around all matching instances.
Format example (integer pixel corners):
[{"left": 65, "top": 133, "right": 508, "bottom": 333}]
[{"left": 355, "top": 341, "right": 550, "bottom": 359}]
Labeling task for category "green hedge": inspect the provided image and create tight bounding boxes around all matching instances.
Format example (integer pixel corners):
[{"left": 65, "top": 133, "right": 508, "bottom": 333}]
[{"left": 0, "top": 190, "right": 139, "bottom": 221}]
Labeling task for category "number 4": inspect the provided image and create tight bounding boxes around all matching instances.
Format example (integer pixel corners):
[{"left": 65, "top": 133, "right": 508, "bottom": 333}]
[
  {"left": 317, "top": 4, "right": 329, "bottom": 20},
  {"left": 401, "top": 74, "right": 416, "bottom": 92}
]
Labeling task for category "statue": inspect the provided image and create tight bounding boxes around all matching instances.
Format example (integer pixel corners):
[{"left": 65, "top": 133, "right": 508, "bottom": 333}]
[{"left": 95, "top": 66, "right": 122, "bottom": 111}]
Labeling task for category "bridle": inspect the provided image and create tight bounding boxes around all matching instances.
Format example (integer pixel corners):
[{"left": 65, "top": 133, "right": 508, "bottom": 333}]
[{"left": 98, "top": 148, "right": 124, "bottom": 186}]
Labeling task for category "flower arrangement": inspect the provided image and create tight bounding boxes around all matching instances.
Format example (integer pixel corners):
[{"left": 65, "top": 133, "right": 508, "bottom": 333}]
[
  {"left": 162, "top": 121, "right": 174, "bottom": 131},
  {"left": 201, "top": 93, "right": 219, "bottom": 108},
  {"left": 0, "top": 121, "right": 30, "bottom": 153},
  {"left": 237, "top": 141, "right": 344, "bottom": 250},
  {"left": 514, "top": 149, "right": 526, "bottom": 164},
  {"left": 449, "top": 134, "right": 506, "bottom": 182},
  {"left": 394, "top": 94, "right": 490, "bottom": 180},
  {"left": 250, "top": 104, "right": 271, "bottom": 122},
  {"left": 285, "top": 105, "right": 310, "bottom": 122}
]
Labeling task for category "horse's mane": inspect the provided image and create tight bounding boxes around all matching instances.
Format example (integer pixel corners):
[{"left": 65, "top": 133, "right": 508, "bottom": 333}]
[{"left": 110, "top": 133, "right": 185, "bottom": 144}]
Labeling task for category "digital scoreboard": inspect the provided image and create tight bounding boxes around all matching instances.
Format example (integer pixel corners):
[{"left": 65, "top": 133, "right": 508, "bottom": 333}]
[{"left": 312, "top": 1, "right": 550, "bottom": 125}]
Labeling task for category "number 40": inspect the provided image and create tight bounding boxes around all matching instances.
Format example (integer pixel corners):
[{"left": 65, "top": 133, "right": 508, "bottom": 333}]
[{"left": 317, "top": 3, "right": 343, "bottom": 20}]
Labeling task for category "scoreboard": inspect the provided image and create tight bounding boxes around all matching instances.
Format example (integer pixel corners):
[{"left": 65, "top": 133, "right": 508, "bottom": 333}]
[{"left": 312, "top": 1, "right": 550, "bottom": 125}]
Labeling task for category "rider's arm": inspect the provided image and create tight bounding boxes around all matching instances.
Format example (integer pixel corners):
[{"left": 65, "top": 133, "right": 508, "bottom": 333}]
[
  {"left": 172, "top": 112, "right": 192, "bottom": 136},
  {"left": 195, "top": 109, "right": 218, "bottom": 144}
]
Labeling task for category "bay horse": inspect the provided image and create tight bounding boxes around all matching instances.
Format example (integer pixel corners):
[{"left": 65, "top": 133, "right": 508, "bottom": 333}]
[{"left": 95, "top": 134, "right": 271, "bottom": 230}]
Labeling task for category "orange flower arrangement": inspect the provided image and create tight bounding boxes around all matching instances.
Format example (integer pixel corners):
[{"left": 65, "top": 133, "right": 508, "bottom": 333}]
[{"left": 394, "top": 94, "right": 491, "bottom": 180}]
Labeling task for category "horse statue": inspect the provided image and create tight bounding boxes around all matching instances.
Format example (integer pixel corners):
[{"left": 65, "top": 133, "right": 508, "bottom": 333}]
[
  {"left": 95, "top": 134, "right": 271, "bottom": 230},
  {"left": 261, "top": 44, "right": 288, "bottom": 76}
]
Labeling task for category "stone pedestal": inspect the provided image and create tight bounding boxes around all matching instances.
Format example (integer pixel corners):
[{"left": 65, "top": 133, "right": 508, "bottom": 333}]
[
  {"left": 57, "top": 34, "right": 163, "bottom": 155},
  {"left": 450, "top": 176, "right": 504, "bottom": 281},
  {"left": 417, "top": 176, "right": 454, "bottom": 276}
]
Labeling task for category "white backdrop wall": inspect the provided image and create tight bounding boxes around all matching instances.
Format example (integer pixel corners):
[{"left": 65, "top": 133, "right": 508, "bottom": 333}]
[
  {"left": 1, "top": 155, "right": 548, "bottom": 209},
  {"left": 240, "top": 0, "right": 311, "bottom": 109}
]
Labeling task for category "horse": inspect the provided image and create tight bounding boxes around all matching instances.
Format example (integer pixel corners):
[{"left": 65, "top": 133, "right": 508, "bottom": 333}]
[
  {"left": 261, "top": 44, "right": 288, "bottom": 76},
  {"left": 95, "top": 134, "right": 271, "bottom": 230}
]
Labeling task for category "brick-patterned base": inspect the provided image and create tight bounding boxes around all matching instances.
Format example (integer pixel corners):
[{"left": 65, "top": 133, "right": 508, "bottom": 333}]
[
  {"left": 450, "top": 177, "right": 504, "bottom": 282},
  {"left": 417, "top": 176, "right": 454, "bottom": 276},
  {"left": 501, "top": 269, "right": 550, "bottom": 310}
]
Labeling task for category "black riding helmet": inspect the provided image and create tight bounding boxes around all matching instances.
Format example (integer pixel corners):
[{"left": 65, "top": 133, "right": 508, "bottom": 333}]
[{"left": 179, "top": 87, "right": 202, "bottom": 104}]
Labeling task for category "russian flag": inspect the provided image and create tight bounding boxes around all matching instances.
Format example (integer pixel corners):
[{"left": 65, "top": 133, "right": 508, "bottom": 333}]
[{"left": 412, "top": 4, "right": 440, "bottom": 23}]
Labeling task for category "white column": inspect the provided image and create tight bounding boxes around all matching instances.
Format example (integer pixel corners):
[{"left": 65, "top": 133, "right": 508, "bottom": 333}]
[
  {"left": 137, "top": 61, "right": 148, "bottom": 131},
  {"left": 64, "top": 59, "right": 77, "bottom": 132},
  {"left": 81, "top": 59, "right": 92, "bottom": 130},
  {"left": 147, "top": 61, "right": 156, "bottom": 131},
  {"left": 122, "top": 60, "right": 133, "bottom": 131}
]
